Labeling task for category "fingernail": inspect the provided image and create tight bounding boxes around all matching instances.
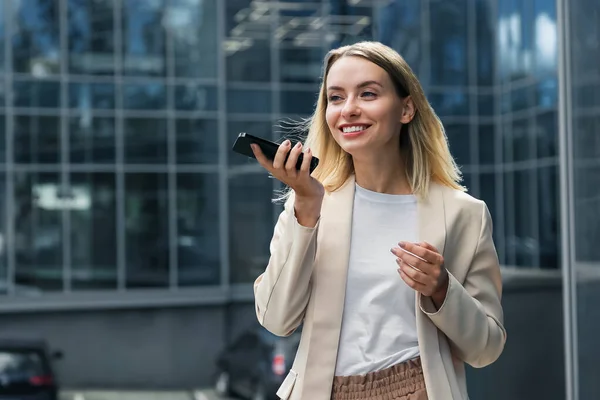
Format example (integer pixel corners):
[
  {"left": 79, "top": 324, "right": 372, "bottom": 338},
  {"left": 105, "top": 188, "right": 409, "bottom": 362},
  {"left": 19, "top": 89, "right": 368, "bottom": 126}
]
[
  {"left": 306, "top": 147, "right": 311, "bottom": 154},
  {"left": 283, "top": 140, "right": 291, "bottom": 146},
  {"left": 294, "top": 142, "right": 302, "bottom": 149},
  {"left": 399, "top": 241, "right": 406, "bottom": 248}
]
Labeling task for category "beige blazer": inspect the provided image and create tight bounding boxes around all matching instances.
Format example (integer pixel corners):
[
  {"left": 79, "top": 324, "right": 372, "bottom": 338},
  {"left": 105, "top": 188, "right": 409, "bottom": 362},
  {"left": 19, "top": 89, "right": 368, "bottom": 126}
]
[{"left": 254, "top": 176, "right": 506, "bottom": 400}]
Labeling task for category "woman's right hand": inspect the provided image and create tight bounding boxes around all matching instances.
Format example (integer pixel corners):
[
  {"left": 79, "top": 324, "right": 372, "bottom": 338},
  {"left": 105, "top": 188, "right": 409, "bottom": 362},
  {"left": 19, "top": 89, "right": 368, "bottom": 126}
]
[{"left": 251, "top": 139, "right": 324, "bottom": 227}]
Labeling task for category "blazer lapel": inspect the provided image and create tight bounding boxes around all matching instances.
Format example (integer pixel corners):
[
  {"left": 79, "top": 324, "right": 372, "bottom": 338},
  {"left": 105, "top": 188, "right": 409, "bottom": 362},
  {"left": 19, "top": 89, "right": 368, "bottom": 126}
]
[
  {"left": 416, "top": 182, "right": 454, "bottom": 398},
  {"left": 302, "top": 176, "right": 355, "bottom": 399}
]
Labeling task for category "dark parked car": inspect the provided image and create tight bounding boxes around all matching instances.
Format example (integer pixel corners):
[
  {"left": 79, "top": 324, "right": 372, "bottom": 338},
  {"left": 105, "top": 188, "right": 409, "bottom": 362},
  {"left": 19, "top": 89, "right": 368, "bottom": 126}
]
[
  {"left": 215, "top": 327, "right": 301, "bottom": 400},
  {"left": 0, "top": 339, "right": 62, "bottom": 400}
]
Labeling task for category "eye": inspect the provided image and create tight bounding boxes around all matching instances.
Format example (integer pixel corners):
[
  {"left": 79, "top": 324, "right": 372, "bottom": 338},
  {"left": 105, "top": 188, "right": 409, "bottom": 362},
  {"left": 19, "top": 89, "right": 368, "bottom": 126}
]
[
  {"left": 328, "top": 94, "right": 343, "bottom": 102},
  {"left": 361, "top": 91, "right": 377, "bottom": 98}
]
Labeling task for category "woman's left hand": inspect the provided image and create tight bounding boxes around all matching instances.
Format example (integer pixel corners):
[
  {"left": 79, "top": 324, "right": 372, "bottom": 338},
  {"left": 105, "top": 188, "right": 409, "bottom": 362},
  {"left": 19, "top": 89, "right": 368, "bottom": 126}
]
[{"left": 391, "top": 241, "right": 449, "bottom": 308}]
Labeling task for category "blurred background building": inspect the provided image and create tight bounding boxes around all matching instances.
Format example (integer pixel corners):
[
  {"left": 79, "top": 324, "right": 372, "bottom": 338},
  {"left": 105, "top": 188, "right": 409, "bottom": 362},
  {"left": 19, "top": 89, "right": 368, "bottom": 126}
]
[{"left": 0, "top": 0, "right": 597, "bottom": 399}]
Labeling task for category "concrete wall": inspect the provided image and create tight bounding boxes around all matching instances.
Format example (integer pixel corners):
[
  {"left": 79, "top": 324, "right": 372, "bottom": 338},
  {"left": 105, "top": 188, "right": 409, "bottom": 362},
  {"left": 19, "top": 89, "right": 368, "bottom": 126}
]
[{"left": 1, "top": 276, "right": 598, "bottom": 398}]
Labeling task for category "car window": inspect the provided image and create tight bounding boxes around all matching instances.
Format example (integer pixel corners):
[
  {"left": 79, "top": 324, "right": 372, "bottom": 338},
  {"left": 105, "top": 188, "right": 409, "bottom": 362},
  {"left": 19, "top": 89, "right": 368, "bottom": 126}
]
[{"left": 0, "top": 350, "right": 46, "bottom": 377}]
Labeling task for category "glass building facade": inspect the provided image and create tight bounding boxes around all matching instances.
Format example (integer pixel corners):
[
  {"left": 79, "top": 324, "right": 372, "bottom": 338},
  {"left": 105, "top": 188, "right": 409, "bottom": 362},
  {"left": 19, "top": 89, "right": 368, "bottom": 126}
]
[{"left": 0, "top": 0, "right": 597, "bottom": 396}]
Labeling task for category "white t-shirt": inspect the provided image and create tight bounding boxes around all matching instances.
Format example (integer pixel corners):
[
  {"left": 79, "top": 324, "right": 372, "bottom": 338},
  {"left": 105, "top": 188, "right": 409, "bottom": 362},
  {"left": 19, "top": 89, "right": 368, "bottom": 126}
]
[{"left": 334, "top": 183, "right": 420, "bottom": 377}]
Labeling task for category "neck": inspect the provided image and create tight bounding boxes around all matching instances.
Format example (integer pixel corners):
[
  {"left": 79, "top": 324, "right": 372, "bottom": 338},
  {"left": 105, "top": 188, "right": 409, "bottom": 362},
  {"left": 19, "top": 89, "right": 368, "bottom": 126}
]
[{"left": 352, "top": 147, "right": 412, "bottom": 195}]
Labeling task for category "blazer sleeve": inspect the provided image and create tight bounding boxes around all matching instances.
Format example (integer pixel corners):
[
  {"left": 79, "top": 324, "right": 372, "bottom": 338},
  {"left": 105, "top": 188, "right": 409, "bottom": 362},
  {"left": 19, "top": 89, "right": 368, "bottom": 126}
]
[
  {"left": 253, "top": 194, "right": 319, "bottom": 337},
  {"left": 419, "top": 201, "right": 507, "bottom": 368}
]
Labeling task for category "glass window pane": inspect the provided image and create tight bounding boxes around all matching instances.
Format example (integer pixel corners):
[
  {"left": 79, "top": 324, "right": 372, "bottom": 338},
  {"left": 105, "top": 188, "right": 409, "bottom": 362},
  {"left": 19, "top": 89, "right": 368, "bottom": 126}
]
[
  {"left": 227, "top": 89, "right": 271, "bottom": 114},
  {"left": 327, "top": 1, "right": 373, "bottom": 49},
  {"left": 13, "top": 80, "right": 61, "bottom": 109},
  {"left": 69, "top": 82, "right": 116, "bottom": 110},
  {"left": 0, "top": 3, "right": 6, "bottom": 75},
  {"left": 68, "top": 0, "right": 117, "bottom": 76},
  {"left": 429, "top": 91, "right": 470, "bottom": 117},
  {"left": 512, "top": 117, "right": 531, "bottom": 162},
  {"left": 14, "top": 172, "right": 64, "bottom": 292},
  {"left": 478, "top": 93, "right": 495, "bottom": 117},
  {"left": 174, "top": 84, "right": 218, "bottom": 112},
  {"left": 373, "top": 0, "right": 421, "bottom": 77},
  {"left": 175, "top": 118, "right": 218, "bottom": 164},
  {"left": 12, "top": 1, "right": 60, "bottom": 75},
  {"left": 503, "top": 171, "right": 515, "bottom": 266},
  {"left": 478, "top": 123, "right": 495, "bottom": 165},
  {"left": 169, "top": 0, "right": 218, "bottom": 78},
  {"left": 0, "top": 116, "right": 5, "bottom": 163},
  {"left": 229, "top": 173, "right": 274, "bottom": 283},
  {"left": 537, "top": 166, "right": 559, "bottom": 269},
  {"left": 0, "top": 176, "right": 6, "bottom": 295},
  {"left": 125, "top": 173, "right": 169, "bottom": 288},
  {"left": 476, "top": 0, "right": 494, "bottom": 86},
  {"left": 124, "top": 117, "right": 167, "bottom": 164},
  {"left": 445, "top": 123, "right": 471, "bottom": 167},
  {"left": 225, "top": 0, "right": 271, "bottom": 82},
  {"left": 14, "top": 115, "right": 60, "bottom": 164},
  {"left": 430, "top": 0, "right": 468, "bottom": 86},
  {"left": 70, "top": 173, "right": 117, "bottom": 290},
  {"left": 177, "top": 173, "right": 220, "bottom": 286},
  {"left": 228, "top": 120, "right": 273, "bottom": 166},
  {"left": 536, "top": 110, "right": 557, "bottom": 159},
  {"left": 280, "top": 48, "right": 323, "bottom": 84},
  {"left": 69, "top": 116, "right": 115, "bottom": 164},
  {"left": 510, "top": 85, "right": 534, "bottom": 112},
  {"left": 281, "top": 88, "right": 318, "bottom": 116},
  {"left": 574, "top": 115, "right": 600, "bottom": 160},
  {"left": 513, "top": 169, "right": 536, "bottom": 267},
  {"left": 123, "top": 83, "right": 167, "bottom": 110},
  {"left": 122, "top": 0, "right": 167, "bottom": 77}
]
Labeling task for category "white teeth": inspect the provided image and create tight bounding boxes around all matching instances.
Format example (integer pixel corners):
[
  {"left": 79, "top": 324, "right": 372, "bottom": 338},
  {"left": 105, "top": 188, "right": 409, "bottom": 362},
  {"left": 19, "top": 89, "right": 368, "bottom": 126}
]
[{"left": 342, "top": 126, "right": 367, "bottom": 133}]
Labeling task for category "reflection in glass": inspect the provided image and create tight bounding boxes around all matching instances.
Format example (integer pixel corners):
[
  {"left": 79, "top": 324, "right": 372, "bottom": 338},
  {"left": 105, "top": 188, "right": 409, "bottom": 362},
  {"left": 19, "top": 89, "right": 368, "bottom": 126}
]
[
  {"left": 429, "top": 91, "right": 470, "bottom": 116},
  {"left": 225, "top": 0, "right": 271, "bottom": 82},
  {"left": 125, "top": 173, "right": 169, "bottom": 288},
  {"left": 228, "top": 121, "right": 273, "bottom": 166},
  {"left": 374, "top": 0, "right": 421, "bottom": 75},
  {"left": 514, "top": 169, "right": 536, "bottom": 267},
  {"left": 536, "top": 110, "right": 557, "bottom": 159},
  {"left": 511, "top": 117, "right": 531, "bottom": 162},
  {"left": 70, "top": 173, "right": 117, "bottom": 289},
  {"left": 0, "top": 177, "right": 6, "bottom": 294},
  {"left": 476, "top": 0, "right": 494, "bottom": 86},
  {"left": 174, "top": 84, "right": 218, "bottom": 111},
  {"left": 430, "top": 0, "right": 468, "bottom": 86},
  {"left": 281, "top": 89, "right": 318, "bottom": 116},
  {"left": 0, "top": 3, "right": 5, "bottom": 74},
  {"left": 280, "top": 48, "right": 323, "bottom": 84},
  {"left": 0, "top": 117, "right": 5, "bottom": 163},
  {"left": 124, "top": 117, "right": 167, "bottom": 164},
  {"left": 573, "top": 115, "right": 600, "bottom": 160},
  {"left": 478, "top": 124, "right": 495, "bottom": 165},
  {"left": 123, "top": 83, "right": 166, "bottom": 110},
  {"left": 14, "top": 172, "right": 63, "bottom": 292},
  {"left": 122, "top": 0, "right": 167, "bottom": 77},
  {"left": 68, "top": 0, "right": 116, "bottom": 75},
  {"left": 14, "top": 115, "right": 60, "bottom": 164},
  {"left": 229, "top": 173, "right": 274, "bottom": 283},
  {"left": 177, "top": 173, "right": 220, "bottom": 286},
  {"left": 227, "top": 89, "right": 271, "bottom": 114},
  {"left": 70, "top": 116, "right": 115, "bottom": 164},
  {"left": 533, "top": 0, "right": 558, "bottom": 77},
  {"left": 175, "top": 119, "right": 219, "bottom": 164},
  {"left": 13, "top": 80, "right": 61, "bottom": 108},
  {"left": 445, "top": 124, "right": 471, "bottom": 167},
  {"left": 12, "top": 0, "right": 60, "bottom": 75},
  {"left": 169, "top": 0, "right": 218, "bottom": 78},
  {"left": 69, "top": 82, "right": 116, "bottom": 110},
  {"left": 537, "top": 166, "right": 558, "bottom": 269}
]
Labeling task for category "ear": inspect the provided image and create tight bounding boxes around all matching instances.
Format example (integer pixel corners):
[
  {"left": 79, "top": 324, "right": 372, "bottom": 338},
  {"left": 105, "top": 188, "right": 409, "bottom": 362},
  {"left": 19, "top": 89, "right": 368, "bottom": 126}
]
[{"left": 399, "top": 96, "right": 415, "bottom": 124}]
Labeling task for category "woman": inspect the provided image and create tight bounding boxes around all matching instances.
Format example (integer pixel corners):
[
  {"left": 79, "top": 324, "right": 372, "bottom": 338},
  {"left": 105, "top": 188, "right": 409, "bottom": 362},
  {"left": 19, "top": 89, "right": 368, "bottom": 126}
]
[{"left": 251, "top": 41, "right": 506, "bottom": 400}]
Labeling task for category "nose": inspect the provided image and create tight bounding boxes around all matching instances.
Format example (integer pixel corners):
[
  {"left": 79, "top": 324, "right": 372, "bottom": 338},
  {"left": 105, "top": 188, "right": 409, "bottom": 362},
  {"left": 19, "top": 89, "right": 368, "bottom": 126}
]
[{"left": 341, "top": 96, "right": 361, "bottom": 119}]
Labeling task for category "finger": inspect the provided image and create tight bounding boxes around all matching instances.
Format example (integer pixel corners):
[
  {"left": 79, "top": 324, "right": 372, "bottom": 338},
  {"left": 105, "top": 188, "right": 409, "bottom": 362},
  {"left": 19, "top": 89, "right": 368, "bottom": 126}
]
[
  {"left": 419, "top": 241, "right": 441, "bottom": 254},
  {"left": 251, "top": 144, "right": 273, "bottom": 171},
  {"left": 299, "top": 147, "right": 313, "bottom": 174},
  {"left": 390, "top": 247, "right": 431, "bottom": 274},
  {"left": 396, "top": 258, "right": 428, "bottom": 285},
  {"left": 399, "top": 241, "right": 443, "bottom": 266},
  {"left": 272, "top": 140, "right": 291, "bottom": 169},
  {"left": 398, "top": 267, "right": 426, "bottom": 292},
  {"left": 285, "top": 142, "right": 303, "bottom": 174}
]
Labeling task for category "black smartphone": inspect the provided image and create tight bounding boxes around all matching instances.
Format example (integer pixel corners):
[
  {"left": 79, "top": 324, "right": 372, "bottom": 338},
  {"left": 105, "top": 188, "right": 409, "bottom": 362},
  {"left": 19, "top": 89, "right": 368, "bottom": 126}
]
[{"left": 232, "top": 132, "right": 320, "bottom": 173}]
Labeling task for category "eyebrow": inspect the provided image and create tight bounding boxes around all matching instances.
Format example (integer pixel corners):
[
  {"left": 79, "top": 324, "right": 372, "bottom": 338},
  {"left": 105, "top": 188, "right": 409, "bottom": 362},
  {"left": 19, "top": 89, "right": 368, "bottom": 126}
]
[{"left": 327, "top": 80, "right": 383, "bottom": 91}]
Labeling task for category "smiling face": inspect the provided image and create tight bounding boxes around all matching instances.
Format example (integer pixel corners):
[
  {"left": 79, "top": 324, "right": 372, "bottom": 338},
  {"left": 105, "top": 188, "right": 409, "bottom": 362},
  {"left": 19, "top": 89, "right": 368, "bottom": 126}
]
[{"left": 325, "top": 56, "right": 414, "bottom": 159}]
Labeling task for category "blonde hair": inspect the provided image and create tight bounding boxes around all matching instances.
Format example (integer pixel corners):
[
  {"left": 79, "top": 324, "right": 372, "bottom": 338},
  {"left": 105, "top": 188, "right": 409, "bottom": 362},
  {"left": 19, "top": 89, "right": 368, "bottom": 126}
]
[{"left": 284, "top": 41, "right": 464, "bottom": 200}]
